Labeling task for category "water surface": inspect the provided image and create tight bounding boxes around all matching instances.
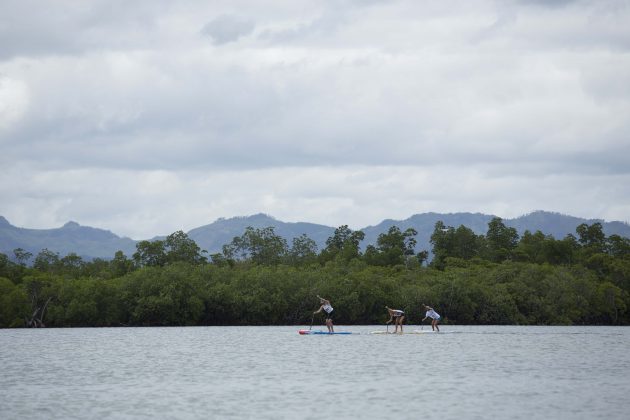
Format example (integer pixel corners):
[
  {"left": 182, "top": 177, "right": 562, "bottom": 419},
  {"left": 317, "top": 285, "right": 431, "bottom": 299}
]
[{"left": 1, "top": 325, "right": 628, "bottom": 419}]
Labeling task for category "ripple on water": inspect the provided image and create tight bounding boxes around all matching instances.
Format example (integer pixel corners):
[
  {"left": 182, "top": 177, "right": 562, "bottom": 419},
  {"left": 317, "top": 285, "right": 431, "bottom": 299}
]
[{"left": 0, "top": 326, "right": 629, "bottom": 419}]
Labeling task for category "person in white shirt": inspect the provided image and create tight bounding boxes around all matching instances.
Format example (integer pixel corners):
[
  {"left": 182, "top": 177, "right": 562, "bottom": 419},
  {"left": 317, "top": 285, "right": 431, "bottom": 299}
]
[
  {"left": 385, "top": 306, "right": 405, "bottom": 333},
  {"left": 422, "top": 304, "right": 441, "bottom": 332},
  {"left": 314, "top": 295, "right": 334, "bottom": 333}
]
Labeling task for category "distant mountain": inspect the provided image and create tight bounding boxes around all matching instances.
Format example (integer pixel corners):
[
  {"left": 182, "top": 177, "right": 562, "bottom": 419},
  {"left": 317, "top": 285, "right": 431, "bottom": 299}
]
[
  {"left": 187, "top": 214, "right": 335, "bottom": 255},
  {"left": 505, "top": 211, "right": 630, "bottom": 240},
  {"left": 1, "top": 211, "right": 629, "bottom": 261},
  {"left": 363, "top": 210, "right": 630, "bottom": 254},
  {"left": 0, "top": 216, "right": 136, "bottom": 260},
  {"left": 361, "top": 212, "right": 495, "bottom": 255}
]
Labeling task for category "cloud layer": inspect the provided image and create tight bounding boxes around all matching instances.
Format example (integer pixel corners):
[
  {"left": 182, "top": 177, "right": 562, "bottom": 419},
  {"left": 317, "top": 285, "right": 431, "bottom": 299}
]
[{"left": 1, "top": 0, "right": 629, "bottom": 239}]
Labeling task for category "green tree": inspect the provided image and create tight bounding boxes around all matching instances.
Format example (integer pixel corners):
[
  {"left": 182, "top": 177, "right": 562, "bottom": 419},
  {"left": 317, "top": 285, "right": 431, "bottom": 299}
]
[
  {"left": 59, "top": 253, "right": 85, "bottom": 277},
  {"left": 320, "top": 225, "right": 365, "bottom": 263},
  {"left": 165, "top": 230, "right": 207, "bottom": 265},
  {"left": 595, "top": 282, "right": 627, "bottom": 324},
  {"left": 13, "top": 248, "right": 33, "bottom": 266},
  {"left": 607, "top": 234, "right": 630, "bottom": 258},
  {"left": 576, "top": 222, "right": 606, "bottom": 252},
  {"left": 515, "top": 231, "right": 574, "bottom": 265},
  {"left": 429, "top": 222, "right": 482, "bottom": 267},
  {"left": 110, "top": 250, "right": 135, "bottom": 277},
  {"left": 21, "top": 273, "right": 56, "bottom": 327},
  {"left": 485, "top": 217, "right": 519, "bottom": 262},
  {"left": 33, "top": 249, "right": 61, "bottom": 273},
  {"left": 133, "top": 240, "right": 167, "bottom": 267},
  {"left": 122, "top": 265, "right": 205, "bottom": 326},
  {"left": 288, "top": 234, "right": 318, "bottom": 266},
  {"left": 416, "top": 250, "right": 429, "bottom": 266},
  {"left": 452, "top": 225, "right": 484, "bottom": 260},
  {"left": 0, "top": 252, "right": 15, "bottom": 280},
  {"left": 429, "top": 221, "right": 452, "bottom": 269},
  {"left": 0, "top": 277, "right": 30, "bottom": 327},
  {"left": 365, "top": 226, "right": 417, "bottom": 266},
  {"left": 222, "top": 226, "right": 288, "bottom": 265}
]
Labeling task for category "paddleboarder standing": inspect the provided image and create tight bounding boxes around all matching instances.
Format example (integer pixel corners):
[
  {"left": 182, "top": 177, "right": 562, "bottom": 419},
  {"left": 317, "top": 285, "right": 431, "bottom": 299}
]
[
  {"left": 422, "top": 304, "right": 441, "bottom": 332},
  {"left": 385, "top": 306, "right": 405, "bottom": 333},
  {"left": 314, "top": 295, "right": 334, "bottom": 333}
]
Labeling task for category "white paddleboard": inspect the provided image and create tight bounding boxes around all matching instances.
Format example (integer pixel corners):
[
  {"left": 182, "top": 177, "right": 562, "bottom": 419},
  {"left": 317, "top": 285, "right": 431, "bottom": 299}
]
[
  {"left": 369, "top": 330, "right": 452, "bottom": 335},
  {"left": 412, "top": 330, "right": 453, "bottom": 334}
]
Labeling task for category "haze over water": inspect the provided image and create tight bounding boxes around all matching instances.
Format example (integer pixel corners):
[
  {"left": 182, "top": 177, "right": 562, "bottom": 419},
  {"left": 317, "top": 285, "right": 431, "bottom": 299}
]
[{"left": 1, "top": 326, "right": 628, "bottom": 419}]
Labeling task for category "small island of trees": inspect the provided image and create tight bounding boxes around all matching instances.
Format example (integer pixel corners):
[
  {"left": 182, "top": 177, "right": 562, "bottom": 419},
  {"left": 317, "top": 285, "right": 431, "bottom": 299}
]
[{"left": 1, "top": 218, "right": 628, "bottom": 328}]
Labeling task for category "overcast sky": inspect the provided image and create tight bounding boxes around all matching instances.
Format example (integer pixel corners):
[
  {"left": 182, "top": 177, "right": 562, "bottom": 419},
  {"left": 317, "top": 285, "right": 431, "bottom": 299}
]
[{"left": 1, "top": 0, "right": 629, "bottom": 239}]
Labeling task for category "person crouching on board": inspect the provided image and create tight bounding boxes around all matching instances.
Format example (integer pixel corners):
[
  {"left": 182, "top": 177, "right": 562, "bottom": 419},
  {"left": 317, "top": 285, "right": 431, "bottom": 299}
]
[
  {"left": 422, "top": 304, "right": 441, "bottom": 332},
  {"left": 385, "top": 306, "right": 405, "bottom": 333},
  {"left": 314, "top": 295, "right": 334, "bottom": 333}
]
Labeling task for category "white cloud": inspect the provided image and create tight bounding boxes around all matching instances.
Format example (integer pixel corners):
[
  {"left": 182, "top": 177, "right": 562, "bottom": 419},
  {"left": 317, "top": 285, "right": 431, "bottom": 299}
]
[
  {"left": 2, "top": 163, "right": 628, "bottom": 239},
  {"left": 0, "top": 76, "right": 29, "bottom": 130},
  {"left": 0, "top": 0, "right": 629, "bottom": 237}
]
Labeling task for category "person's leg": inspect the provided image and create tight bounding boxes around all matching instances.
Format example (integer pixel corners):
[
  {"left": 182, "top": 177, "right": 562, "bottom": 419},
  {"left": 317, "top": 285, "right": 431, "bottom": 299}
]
[
  {"left": 431, "top": 319, "right": 436, "bottom": 331},
  {"left": 434, "top": 319, "right": 440, "bottom": 332},
  {"left": 400, "top": 316, "right": 404, "bottom": 333}
]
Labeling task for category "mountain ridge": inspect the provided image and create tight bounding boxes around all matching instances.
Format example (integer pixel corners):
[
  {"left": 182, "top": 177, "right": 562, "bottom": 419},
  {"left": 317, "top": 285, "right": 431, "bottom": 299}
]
[{"left": 1, "top": 210, "right": 629, "bottom": 261}]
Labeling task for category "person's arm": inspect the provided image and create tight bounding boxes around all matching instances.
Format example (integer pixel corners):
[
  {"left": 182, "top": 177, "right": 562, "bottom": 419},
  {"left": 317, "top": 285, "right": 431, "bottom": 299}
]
[
  {"left": 314, "top": 305, "right": 323, "bottom": 314},
  {"left": 317, "top": 295, "right": 330, "bottom": 305},
  {"left": 385, "top": 308, "right": 393, "bottom": 324}
]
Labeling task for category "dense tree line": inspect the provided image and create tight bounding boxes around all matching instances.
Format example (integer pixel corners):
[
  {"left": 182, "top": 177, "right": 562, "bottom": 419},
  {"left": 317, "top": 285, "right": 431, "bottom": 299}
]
[{"left": 1, "top": 218, "right": 629, "bottom": 328}]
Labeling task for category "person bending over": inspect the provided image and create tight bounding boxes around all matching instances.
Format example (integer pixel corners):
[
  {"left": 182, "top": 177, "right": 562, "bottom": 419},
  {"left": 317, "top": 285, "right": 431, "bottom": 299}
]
[
  {"left": 422, "top": 304, "right": 441, "bottom": 332},
  {"left": 385, "top": 306, "right": 405, "bottom": 333},
  {"left": 314, "top": 295, "right": 334, "bottom": 333}
]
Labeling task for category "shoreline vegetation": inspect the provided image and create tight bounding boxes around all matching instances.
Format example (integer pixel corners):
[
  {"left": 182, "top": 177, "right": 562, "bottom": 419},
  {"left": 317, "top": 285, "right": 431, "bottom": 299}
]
[{"left": 1, "top": 218, "right": 629, "bottom": 328}]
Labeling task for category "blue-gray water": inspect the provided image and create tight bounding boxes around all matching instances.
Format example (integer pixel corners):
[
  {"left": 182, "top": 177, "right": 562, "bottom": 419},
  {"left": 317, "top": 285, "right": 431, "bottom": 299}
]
[{"left": 1, "top": 326, "right": 629, "bottom": 419}]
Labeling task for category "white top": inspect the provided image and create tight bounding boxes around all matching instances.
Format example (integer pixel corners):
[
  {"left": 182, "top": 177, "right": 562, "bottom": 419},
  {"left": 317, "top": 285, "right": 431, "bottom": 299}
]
[
  {"left": 323, "top": 304, "right": 333, "bottom": 314},
  {"left": 425, "top": 309, "right": 440, "bottom": 319},
  {"left": 392, "top": 310, "right": 404, "bottom": 316}
]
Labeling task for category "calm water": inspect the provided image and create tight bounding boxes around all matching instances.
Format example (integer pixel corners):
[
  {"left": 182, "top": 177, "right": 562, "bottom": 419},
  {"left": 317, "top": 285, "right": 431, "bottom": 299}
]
[{"left": 1, "top": 325, "right": 629, "bottom": 419}]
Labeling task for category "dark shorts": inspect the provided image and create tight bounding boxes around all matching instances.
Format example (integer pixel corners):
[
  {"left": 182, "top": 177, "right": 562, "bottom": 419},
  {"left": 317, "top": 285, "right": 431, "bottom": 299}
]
[{"left": 325, "top": 311, "right": 334, "bottom": 320}]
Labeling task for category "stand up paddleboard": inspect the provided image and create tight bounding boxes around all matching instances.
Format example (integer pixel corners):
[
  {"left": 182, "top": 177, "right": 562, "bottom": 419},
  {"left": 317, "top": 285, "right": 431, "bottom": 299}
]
[
  {"left": 298, "top": 330, "right": 355, "bottom": 335},
  {"left": 369, "top": 330, "right": 452, "bottom": 335},
  {"left": 412, "top": 330, "right": 453, "bottom": 334}
]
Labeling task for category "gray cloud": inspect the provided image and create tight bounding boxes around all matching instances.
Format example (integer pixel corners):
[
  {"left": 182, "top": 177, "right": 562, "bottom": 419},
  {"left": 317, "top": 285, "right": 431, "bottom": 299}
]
[
  {"left": 201, "top": 14, "right": 255, "bottom": 45},
  {"left": 517, "top": 0, "right": 580, "bottom": 7},
  {"left": 1, "top": 0, "right": 629, "bottom": 237},
  {"left": 0, "top": 0, "right": 173, "bottom": 59}
]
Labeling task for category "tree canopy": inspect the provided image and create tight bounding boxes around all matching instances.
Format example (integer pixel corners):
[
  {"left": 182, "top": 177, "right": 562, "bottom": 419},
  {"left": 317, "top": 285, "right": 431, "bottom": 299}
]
[{"left": 1, "top": 219, "right": 628, "bottom": 328}]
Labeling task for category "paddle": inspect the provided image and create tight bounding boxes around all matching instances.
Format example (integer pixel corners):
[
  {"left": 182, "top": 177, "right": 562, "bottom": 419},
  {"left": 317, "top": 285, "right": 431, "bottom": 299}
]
[{"left": 309, "top": 313, "right": 315, "bottom": 331}]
